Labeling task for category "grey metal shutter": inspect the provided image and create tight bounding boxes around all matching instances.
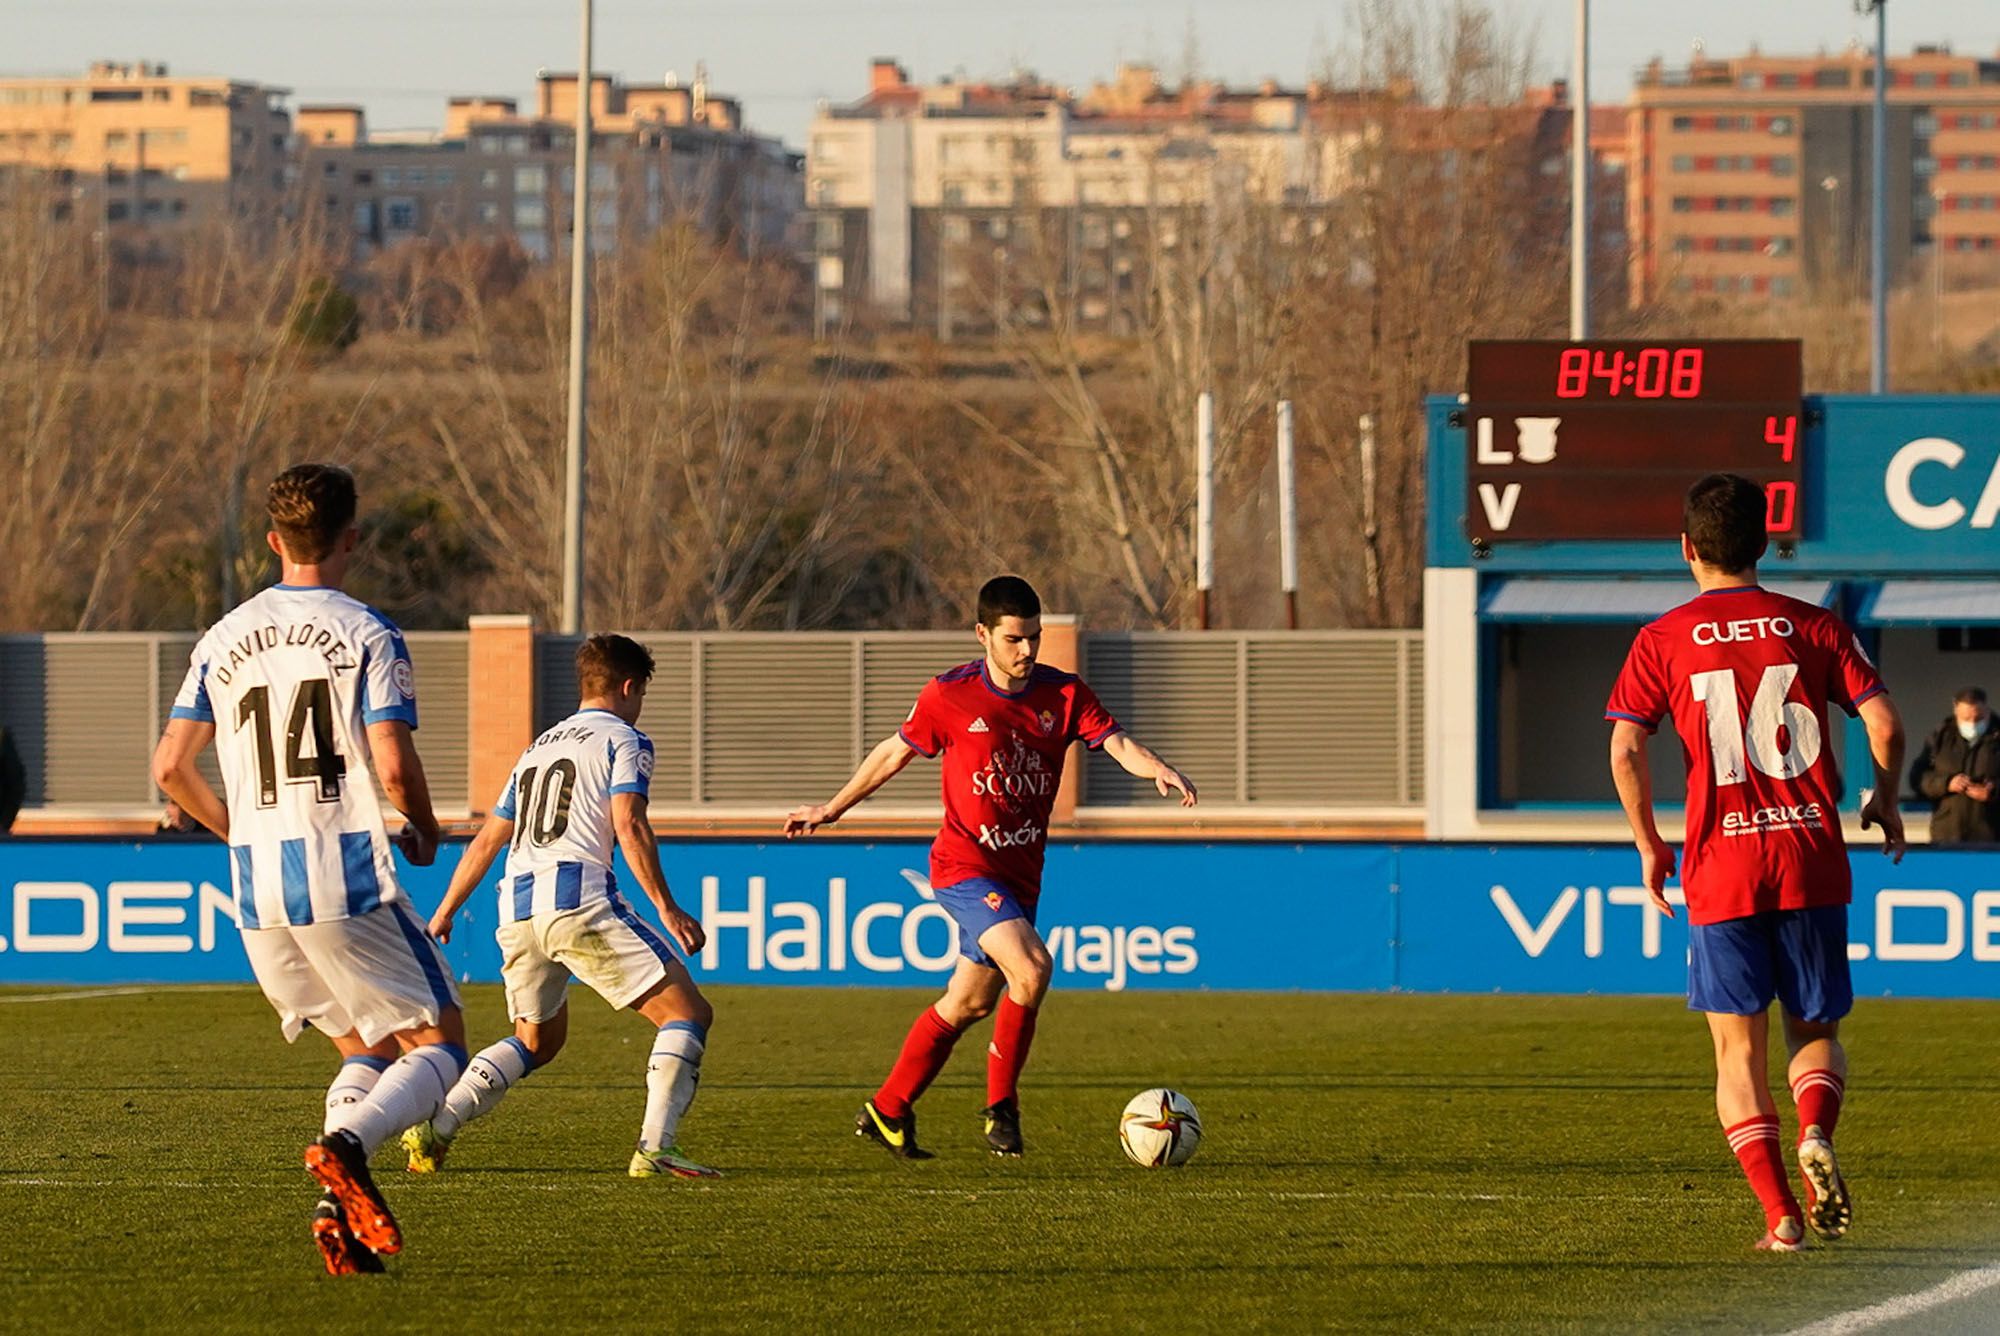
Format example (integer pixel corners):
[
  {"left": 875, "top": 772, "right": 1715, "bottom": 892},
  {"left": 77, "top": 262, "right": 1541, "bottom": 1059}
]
[
  {"left": 1246, "top": 635, "right": 1404, "bottom": 804},
  {"left": 154, "top": 634, "right": 223, "bottom": 797},
  {"left": 1082, "top": 633, "right": 1243, "bottom": 805},
  {"left": 1402, "top": 635, "right": 1425, "bottom": 805},
  {"left": 405, "top": 634, "right": 469, "bottom": 812},
  {"left": 861, "top": 634, "right": 969, "bottom": 805},
  {"left": 43, "top": 638, "right": 154, "bottom": 806},
  {"left": 699, "top": 638, "right": 857, "bottom": 803},
  {"left": 0, "top": 637, "right": 49, "bottom": 806},
  {"left": 535, "top": 635, "right": 583, "bottom": 732}
]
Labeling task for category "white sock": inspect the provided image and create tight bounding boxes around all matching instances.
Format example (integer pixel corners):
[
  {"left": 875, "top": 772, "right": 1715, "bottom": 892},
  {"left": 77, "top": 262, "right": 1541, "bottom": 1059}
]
[
  {"left": 433, "top": 1037, "right": 535, "bottom": 1140},
  {"left": 339, "top": 1044, "right": 468, "bottom": 1155},
  {"left": 323, "top": 1055, "right": 390, "bottom": 1137},
  {"left": 639, "top": 1022, "right": 706, "bottom": 1153}
]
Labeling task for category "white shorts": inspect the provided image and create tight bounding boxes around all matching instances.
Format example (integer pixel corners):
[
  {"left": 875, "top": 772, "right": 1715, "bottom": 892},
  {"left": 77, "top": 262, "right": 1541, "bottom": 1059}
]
[
  {"left": 498, "top": 895, "right": 678, "bottom": 1023},
  {"left": 243, "top": 900, "right": 462, "bottom": 1047}
]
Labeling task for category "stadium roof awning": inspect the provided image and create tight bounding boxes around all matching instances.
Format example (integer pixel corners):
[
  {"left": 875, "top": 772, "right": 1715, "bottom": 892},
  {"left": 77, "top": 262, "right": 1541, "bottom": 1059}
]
[
  {"left": 1855, "top": 580, "right": 2000, "bottom": 626},
  {"left": 1479, "top": 577, "right": 1836, "bottom": 624}
]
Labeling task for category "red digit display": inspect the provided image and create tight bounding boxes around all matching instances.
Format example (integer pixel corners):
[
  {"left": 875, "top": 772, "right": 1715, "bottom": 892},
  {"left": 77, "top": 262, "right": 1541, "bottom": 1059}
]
[
  {"left": 1670, "top": 347, "right": 1703, "bottom": 398},
  {"left": 1592, "top": 348, "right": 1623, "bottom": 396},
  {"left": 1556, "top": 348, "right": 1589, "bottom": 398},
  {"left": 1634, "top": 348, "right": 1669, "bottom": 398},
  {"left": 1766, "top": 481, "right": 1798, "bottom": 532},
  {"left": 1765, "top": 413, "right": 1798, "bottom": 462}
]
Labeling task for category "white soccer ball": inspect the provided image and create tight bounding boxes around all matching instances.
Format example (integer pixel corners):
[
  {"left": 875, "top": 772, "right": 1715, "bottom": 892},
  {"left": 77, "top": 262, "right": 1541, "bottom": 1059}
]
[{"left": 1118, "top": 1088, "right": 1202, "bottom": 1167}]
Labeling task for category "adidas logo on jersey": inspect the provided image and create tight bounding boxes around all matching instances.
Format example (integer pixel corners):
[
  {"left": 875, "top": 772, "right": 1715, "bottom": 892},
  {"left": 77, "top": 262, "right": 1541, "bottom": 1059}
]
[{"left": 968, "top": 717, "right": 990, "bottom": 733}]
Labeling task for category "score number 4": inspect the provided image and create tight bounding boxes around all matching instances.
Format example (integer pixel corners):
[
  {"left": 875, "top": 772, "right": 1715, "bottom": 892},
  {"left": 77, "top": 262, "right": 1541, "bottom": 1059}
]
[
  {"left": 1691, "top": 663, "right": 1821, "bottom": 786},
  {"left": 1765, "top": 414, "right": 1799, "bottom": 532}
]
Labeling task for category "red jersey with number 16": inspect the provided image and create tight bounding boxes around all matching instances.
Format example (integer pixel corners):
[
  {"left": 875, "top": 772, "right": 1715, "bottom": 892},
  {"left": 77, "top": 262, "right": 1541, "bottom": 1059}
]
[
  {"left": 899, "top": 661, "right": 1122, "bottom": 902},
  {"left": 1605, "top": 585, "right": 1887, "bottom": 926}
]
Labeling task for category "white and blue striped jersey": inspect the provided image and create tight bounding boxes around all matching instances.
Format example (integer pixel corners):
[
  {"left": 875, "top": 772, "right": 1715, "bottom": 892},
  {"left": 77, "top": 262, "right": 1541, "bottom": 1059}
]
[
  {"left": 493, "top": 709, "right": 654, "bottom": 923},
  {"left": 171, "top": 584, "right": 418, "bottom": 928}
]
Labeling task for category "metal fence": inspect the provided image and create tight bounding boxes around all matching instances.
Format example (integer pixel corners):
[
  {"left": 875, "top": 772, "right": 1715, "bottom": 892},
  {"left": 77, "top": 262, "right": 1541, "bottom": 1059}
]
[
  {"left": 0, "top": 632, "right": 471, "bottom": 814},
  {"left": 0, "top": 628, "right": 1421, "bottom": 817}
]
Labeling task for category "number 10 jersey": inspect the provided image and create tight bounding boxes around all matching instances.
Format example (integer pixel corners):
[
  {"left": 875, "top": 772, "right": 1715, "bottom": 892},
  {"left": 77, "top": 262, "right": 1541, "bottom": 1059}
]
[
  {"left": 1605, "top": 585, "right": 1888, "bottom": 925},
  {"left": 172, "top": 584, "right": 421, "bottom": 927},
  {"left": 491, "top": 708, "right": 655, "bottom": 923}
]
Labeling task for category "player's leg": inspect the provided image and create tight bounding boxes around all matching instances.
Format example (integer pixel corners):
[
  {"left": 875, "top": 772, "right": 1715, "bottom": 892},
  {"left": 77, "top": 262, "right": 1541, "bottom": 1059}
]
[
  {"left": 1777, "top": 905, "right": 1855, "bottom": 1239},
  {"left": 406, "top": 922, "right": 566, "bottom": 1172},
  {"left": 299, "top": 902, "right": 468, "bottom": 1255},
  {"left": 860, "top": 957, "right": 1003, "bottom": 1159},
  {"left": 627, "top": 961, "right": 721, "bottom": 1178},
  {"left": 1691, "top": 913, "right": 1804, "bottom": 1250},
  {"left": 974, "top": 914, "right": 1054, "bottom": 1157}
]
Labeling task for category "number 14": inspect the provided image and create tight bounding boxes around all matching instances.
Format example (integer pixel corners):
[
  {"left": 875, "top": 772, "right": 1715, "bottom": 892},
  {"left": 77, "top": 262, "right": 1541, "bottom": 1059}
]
[{"left": 1690, "top": 664, "right": 1822, "bottom": 785}]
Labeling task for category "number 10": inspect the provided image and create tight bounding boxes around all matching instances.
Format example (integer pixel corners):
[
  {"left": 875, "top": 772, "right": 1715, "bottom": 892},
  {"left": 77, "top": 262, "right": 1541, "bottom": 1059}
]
[{"left": 1690, "top": 664, "right": 1822, "bottom": 785}]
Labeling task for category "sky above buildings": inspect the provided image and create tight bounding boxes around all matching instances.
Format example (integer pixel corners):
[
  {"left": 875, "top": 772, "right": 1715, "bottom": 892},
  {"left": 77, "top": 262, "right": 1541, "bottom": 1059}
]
[{"left": 6, "top": 0, "right": 1998, "bottom": 148}]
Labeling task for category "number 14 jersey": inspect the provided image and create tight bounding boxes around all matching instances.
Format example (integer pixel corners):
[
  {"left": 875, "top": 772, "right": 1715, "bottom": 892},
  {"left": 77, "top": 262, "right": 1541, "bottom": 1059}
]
[
  {"left": 491, "top": 709, "right": 655, "bottom": 923},
  {"left": 1605, "top": 585, "right": 1887, "bottom": 925},
  {"left": 172, "top": 584, "right": 420, "bottom": 927}
]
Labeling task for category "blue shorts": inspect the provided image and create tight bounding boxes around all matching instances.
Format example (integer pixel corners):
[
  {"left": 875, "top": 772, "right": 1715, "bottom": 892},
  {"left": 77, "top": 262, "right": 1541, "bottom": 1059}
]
[
  {"left": 1687, "top": 904, "right": 1853, "bottom": 1023},
  {"left": 931, "top": 877, "right": 1036, "bottom": 968}
]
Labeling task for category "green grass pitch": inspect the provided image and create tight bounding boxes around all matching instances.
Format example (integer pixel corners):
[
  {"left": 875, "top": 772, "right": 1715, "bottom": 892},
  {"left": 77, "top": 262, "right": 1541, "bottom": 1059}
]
[{"left": 4, "top": 985, "right": 1999, "bottom": 1333}]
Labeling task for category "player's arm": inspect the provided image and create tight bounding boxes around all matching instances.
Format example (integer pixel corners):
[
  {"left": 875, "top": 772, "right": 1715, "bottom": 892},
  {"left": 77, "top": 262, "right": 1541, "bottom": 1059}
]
[
  {"left": 1856, "top": 693, "right": 1908, "bottom": 864},
  {"left": 1099, "top": 730, "right": 1197, "bottom": 806},
  {"left": 612, "top": 790, "right": 704, "bottom": 953},
  {"left": 428, "top": 814, "right": 512, "bottom": 943},
  {"left": 150, "top": 718, "right": 229, "bottom": 840},
  {"left": 368, "top": 720, "right": 442, "bottom": 867},
  {"left": 783, "top": 732, "right": 921, "bottom": 836},
  {"left": 1608, "top": 720, "right": 1675, "bottom": 916}
]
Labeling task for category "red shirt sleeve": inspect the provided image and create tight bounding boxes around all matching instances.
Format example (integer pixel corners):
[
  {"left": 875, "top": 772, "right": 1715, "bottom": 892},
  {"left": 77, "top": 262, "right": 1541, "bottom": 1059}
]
[
  {"left": 1070, "top": 679, "right": 1122, "bottom": 749},
  {"left": 1605, "top": 627, "right": 1670, "bottom": 733},
  {"left": 1822, "top": 614, "right": 1887, "bottom": 716},
  {"left": 899, "top": 680, "right": 947, "bottom": 757}
]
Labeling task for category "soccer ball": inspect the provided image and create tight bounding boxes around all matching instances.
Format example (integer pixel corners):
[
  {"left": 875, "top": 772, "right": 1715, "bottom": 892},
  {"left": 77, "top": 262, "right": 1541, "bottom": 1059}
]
[{"left": 1118, "top": 1088, "right": 1202, "bottom": 1167}]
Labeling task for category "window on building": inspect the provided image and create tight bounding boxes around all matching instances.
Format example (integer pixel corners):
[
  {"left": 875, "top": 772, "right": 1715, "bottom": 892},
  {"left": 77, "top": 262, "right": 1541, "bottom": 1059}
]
[
  {"left": 1671, "top": 155, "right": 1694, "bottom": 171},
  {"left": 515, "top": 197, "right": 546, "bottom": 227},
  {"left": 1813, "top": 68, "right": 1848, "bottom": 88},
  {"left": 477, "top": 201, "right": 499, "bottom": 223},
  {"left": 1770, "top": 198, "right": 1795, "bottom": 216},
  {"left": 517, "top": 229, "right": 549, "bottom": 260},
  {"left": 91, "top": 88, "right": 142, "bottom": 103},
  {"left": 1915, "top": 114, "right": 1939, "bottom": 136},
  {"left": 480, "top": 168, "right": 500, "bottom": 189},
  {"left": 941, "top": 182, "right": 965, "bottom": 206},
  {"left": 943, "top": 214, "right": 971, "bottom": 243},
  {"left": 106, "top": 200, "right": 129, "bottom": 220},
  {"left": 1773, "top": 73, "right": 1800, "bottom": 88},
  {"left": 380, "top": 167, "right": 401, "bottom": 186},
  {"left": 353, "top": 169, "right": 372, "bottom": 185},
  {"left": 385, "top": 197, "right": 418, "bottom": 231},
  {"left": 515, "top": 163, "right": 545, "bottom": 193},
  {"left": 1914, "top": 72, "right": 1938, "bottom": 89},
  {"left": 49, "top": 132, "right": 72, "bottom": 154},
  {"left": 590, "top": 161, "right": 614, "bottom": 191},
  {"left": 1672, "top": 236, "right": 1694, "bottom": 254},
  {"left": 353, "top": 200, "right": 376, "bottom": 232},
  {"left": 1768, "top": 236, "right": 1795, "bottom": 255},
  {"left": 1769, "top": 116, "right": 1794, "bottom": 135},
  {"left": 104, "top": 130, "right": 130, "bottom": 151},
  {"left": 815, "top": 213, "right": 842, "bottom": 248},
  {"left": 1671, "top": 115, "right": 1694, "bottom": 131},
  {"left": 1671, "top": 197, "right": 1692, "bottom": 213},
  {"left": 190, "top": 88, "right": 224, "bottom": 107},
  {"left": 435, "top": 168, "right": 455, "bottom": 186}
]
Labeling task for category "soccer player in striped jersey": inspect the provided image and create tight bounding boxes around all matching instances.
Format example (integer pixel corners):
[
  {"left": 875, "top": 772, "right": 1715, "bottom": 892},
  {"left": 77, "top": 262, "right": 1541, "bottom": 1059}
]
[
  {"left": 1607, "top": 474, "right": 1907, "bottom": 1251},
  {"left": 150, "top": 464, "right": 467, "bottom": 1276},
  {"left": 408, "top": 634, "right": 718, "bottom": 1179}
]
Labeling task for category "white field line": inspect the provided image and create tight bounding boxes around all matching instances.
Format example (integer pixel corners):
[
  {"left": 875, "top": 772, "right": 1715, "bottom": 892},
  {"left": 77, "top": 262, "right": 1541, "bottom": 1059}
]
[
  {"left": 0, "top": 985, "right": 243, "bottom": 1004},
  {"left": 1786, "top": 1262, "right": 2000, "bottom": 1336}
]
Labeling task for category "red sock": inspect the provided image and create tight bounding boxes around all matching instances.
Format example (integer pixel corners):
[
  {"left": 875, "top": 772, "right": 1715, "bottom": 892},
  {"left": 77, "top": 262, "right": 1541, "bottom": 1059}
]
[
  {"left": 1791, "top": 1069, "right": 1845, "bottom": 1143},
  {"left": 986, "top": 996, "right": 1040, "bottom": 1108},
  {"left": 1725, "top": 1114, "right": 1801, "bottom": 1231},
  {"left": 873, "top": 1006, "right": 962, "bottom": 1119}
]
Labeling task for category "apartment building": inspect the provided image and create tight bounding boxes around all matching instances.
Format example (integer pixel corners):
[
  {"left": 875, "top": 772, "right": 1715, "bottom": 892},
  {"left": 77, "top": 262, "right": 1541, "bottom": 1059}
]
[
  {"left": 807, "top": 60, "right": 1380, "bottom": 334},
  {"left": 0, "top": 60, "right": 292, "bottom": 234},
  {"left": 298, "top": 69, "right": 800, "bottom": 263},
  {"left": 1627, "top": 45, "right": 2000, "bottom": 303}
]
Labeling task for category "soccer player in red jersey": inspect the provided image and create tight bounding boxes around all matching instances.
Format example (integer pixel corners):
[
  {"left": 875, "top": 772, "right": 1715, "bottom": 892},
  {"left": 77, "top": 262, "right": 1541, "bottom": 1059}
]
[
  {"left": 783, "top": 575, "right": 1197, "bottom": 1158},
  {"left": 1606, "top": 474, "right": 1907, "bottom": 1252}
]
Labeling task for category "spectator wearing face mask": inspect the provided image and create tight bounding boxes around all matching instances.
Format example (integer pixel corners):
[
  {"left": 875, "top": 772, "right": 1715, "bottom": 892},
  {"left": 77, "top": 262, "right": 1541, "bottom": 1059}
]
[{"left": 1912, "top": 687, "right": 1999, "bottom": 845}]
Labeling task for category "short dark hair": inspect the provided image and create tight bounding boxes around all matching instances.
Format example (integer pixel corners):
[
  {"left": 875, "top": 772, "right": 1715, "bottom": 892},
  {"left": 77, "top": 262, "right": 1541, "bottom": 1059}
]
[
  {"left": 1957, "top": 686, "right": 1989, "bottom": 707},
  {"left": 977, "top": 575, "right": 1041, "bottom": 627},
  {"left": 576, "top": 634, "right": 655, "bottom": 698},
  {"left": 1683, "top": 473, "right": 1768, "bottom": 574},
  {"left": 267, "top": 463, "right": 357, "bottom": 562}
]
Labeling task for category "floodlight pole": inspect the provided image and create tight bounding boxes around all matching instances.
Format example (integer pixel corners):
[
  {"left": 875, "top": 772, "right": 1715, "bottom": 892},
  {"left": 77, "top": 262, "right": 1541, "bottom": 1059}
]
[
  {"left": 560, "top": 0, "right": 593, "bottom": 635},
  {"left": 1570, "top": 0, "right": 1591, "bottom": 339},
  {"left": 1196, "top": 391, "right": 1215, "bottom": 630},
  {"left": 1276, "top": 400, "right": 1298, "bottom": 631},
  {"left": 1866, "top": 0, "right": 1888, "bottom": 394}
]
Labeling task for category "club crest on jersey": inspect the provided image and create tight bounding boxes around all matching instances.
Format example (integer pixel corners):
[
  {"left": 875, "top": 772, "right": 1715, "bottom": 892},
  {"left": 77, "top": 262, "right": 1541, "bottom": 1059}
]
[
  {"left": 636, "top": 749, "right": 655, "bottom": 778},
  {"left": 968, "top": 717, "right": 990, "bottom": 734},
  {"left": 983, "top": 890, "right": 1005, "bottom": 910},
  {"left": 391, "top": 658, "right": 415, "bottom": 699},
  {"left": 1036, "top": 709, "right": 1057, "bottom": 735}
]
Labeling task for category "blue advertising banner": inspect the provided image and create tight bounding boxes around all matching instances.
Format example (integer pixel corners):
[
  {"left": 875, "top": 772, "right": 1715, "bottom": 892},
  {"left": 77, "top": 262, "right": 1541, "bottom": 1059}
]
[
  {"left": 0, "top": 839, "right": 1398, "bottom": 994},
  {"left": 3, "top": 839, "right": 1994, "bottom": 997}
]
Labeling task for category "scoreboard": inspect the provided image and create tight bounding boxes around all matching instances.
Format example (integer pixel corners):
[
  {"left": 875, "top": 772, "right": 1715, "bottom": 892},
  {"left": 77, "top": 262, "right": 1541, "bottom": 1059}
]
[{"left": 1464, "top": 339, "right": 1804, "bottom": 543}]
